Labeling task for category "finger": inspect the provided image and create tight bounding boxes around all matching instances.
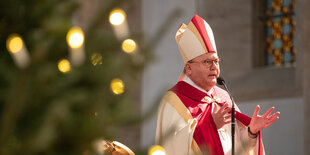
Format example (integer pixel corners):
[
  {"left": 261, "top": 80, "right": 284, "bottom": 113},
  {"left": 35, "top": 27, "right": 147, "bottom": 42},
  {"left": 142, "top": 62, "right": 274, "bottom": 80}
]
[
  {"left": 219, "top": 103, "right": 229, "bottom": 113},
  {"left": 222, "top": 106, "right": 231, "bottom": 115},
  {"left": 212, "top": 103, "right": 218, "bottom": 113},
  {"left": 270, "top": 116, "right": 279, "bottom": 124},
  {"left": 266, "top": 116, "right": 279, "bottom": 127},
  {"left": 262, "top": 107, "right": 275, "bottom": 118},
  {"left": 252, "top": 105, "right": 260, "bottom": 117},
  {"left": 224, "top": 119, "right": 231, "bottom": 124},
  {"left": 224, "top": 114, "right": 231, "bottom": 119},
  {"left": 267, "top": 112, "right": 280, "bottom": 120}
]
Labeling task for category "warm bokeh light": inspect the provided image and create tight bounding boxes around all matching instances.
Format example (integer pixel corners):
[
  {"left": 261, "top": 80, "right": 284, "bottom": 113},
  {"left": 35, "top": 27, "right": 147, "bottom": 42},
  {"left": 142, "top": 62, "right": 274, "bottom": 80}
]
[
  {"left": 58, "top": 59, "right": 71, "bottom": 73},
  {"left": 122, "top": 39, "right": 136, "bottom": 53},
  {"left": 66, "top": 27, "right": 84, "bottom": 49},
  {"left": 110, "top": 78, "right": 125, "bottom": 95},
  {"left": 91, "top": 53, "right": 103, "bottom": 66},
  {"left": 6, "top": 34, "right": 23, "bottom": 53},
  {"left": 149, "top": 145, "right": 166, "bottom": 155},
  {"left": 109, "top": 9, "right": 126, "bottom": 26}
]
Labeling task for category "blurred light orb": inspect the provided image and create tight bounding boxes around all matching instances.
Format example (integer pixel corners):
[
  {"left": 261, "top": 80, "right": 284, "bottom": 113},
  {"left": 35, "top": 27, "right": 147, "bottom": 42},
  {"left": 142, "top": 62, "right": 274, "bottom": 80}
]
[
  {"left": 67, "top": 27, "right": 84, "bottom": 48},
  {"left": 109, "top": 9, "right": 126, "bottom": 26},
  {"left": 149, "top": 145, "right": 166, "bottom": 155},
  {"left": 110, "top": 78, "right": 125, "bottom": 95},
  {"left": 91, "top": 53, "right": 103, "bottom": 66},
  {"left": 6, "top": 34, "right": 23, "bottom": 53},
  {"left": 58, "top": 59, "right": 71, "bottom": 73},
  {"left": 122, "top": 39, "right": 136, "bottom": 53}
]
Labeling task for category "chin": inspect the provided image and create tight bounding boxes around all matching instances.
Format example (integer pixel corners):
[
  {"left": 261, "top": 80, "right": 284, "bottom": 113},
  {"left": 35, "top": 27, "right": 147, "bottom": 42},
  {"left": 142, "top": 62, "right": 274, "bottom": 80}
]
[
  {"left": 206, "top": 79, "right": 217, "bottom": 86},
  {"left": 211, "top": 80, "right": 217, "bottom": 86},
  {"left": 208, "top": 77, "right": 217, "bottom": 82}
]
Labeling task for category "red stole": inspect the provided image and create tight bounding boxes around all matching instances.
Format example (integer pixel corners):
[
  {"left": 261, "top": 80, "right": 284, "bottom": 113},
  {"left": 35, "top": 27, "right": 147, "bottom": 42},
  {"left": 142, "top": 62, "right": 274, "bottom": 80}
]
[{"left": 170, "top": 81, "right": 263, "bottom": 155}]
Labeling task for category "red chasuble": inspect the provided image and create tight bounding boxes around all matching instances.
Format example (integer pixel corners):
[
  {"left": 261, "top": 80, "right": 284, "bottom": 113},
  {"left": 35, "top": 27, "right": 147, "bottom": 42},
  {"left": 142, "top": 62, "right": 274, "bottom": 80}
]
[{"left": 170, "top": 81, "right": 264, "bottom": 155}]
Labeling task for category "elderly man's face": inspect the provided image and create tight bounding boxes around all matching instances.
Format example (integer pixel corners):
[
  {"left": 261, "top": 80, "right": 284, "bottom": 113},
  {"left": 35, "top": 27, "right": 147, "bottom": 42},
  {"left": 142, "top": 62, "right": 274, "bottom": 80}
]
[{"left": 185, "top": 52, "right": 220, "bottom": 91}]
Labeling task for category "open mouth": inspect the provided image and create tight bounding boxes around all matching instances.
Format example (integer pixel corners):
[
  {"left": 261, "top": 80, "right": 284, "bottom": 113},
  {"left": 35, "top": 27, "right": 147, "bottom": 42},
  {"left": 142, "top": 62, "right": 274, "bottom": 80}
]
[{"left": 208, "top": 74, "right": 217, "bottom": 77}]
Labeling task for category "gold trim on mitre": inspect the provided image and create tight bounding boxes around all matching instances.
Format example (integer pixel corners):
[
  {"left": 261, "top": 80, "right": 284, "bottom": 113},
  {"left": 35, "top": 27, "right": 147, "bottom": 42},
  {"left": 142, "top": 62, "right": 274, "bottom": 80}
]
[
  {"left": 176, "top": 23, "right": 187, "bottom": 42},
  {"left": 176, "top": 24, "right": 190, "bottom": 62},
  {"left": 176, "top": 26, "right": 206, "bottom": 63}
]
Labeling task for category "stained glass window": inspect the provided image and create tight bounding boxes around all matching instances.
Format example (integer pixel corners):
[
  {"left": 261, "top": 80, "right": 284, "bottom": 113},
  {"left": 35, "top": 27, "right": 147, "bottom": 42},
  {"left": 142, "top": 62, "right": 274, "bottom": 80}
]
[{"left": 265, "top": 0, "right": 295, "bottom": 66}]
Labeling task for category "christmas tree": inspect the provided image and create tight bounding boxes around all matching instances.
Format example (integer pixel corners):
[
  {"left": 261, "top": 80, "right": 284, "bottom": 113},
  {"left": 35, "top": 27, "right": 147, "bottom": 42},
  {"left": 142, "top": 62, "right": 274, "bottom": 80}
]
[{"left": 0, "top": 0, "right": 166, "bottom": 154}]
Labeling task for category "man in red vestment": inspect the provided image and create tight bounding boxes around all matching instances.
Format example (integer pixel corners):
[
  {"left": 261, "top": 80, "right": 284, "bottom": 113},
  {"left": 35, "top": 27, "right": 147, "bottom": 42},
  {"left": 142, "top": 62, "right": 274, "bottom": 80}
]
[{"left": 155, "top": 15, "right": 280, "bottom": 155}]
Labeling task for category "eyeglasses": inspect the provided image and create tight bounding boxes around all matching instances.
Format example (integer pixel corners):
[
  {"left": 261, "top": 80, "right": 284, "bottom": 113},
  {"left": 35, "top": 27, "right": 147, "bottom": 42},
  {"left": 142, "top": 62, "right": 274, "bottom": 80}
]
[{"left": 189, "top": 58, "right": 222, "bottom": 67}]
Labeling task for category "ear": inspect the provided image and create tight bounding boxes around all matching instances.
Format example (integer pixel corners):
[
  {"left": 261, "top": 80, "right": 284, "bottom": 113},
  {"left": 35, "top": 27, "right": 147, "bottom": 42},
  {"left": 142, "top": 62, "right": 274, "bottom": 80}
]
[{"left": 184, "top": 63, "right": 192, "bottom": 76}]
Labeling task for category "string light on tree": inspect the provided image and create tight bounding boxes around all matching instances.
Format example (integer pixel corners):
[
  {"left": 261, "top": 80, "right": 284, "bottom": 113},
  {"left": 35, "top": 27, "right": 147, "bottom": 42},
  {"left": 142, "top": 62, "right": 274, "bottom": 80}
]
[
  {"left": 148, "top": 145, "right": 166, "bottom": 155},
  {"left": 7, "top": 34, "right": 23, "bottom": 53},
  {"left": 91, "top": 53, "right": 103, "bottom": 66},
  {"left": 58, "top": 59, "right": 71, "bottom": 73},
  {"left": 109, "top": 8, "right": 129, "bottom": 39},
  {"left": 67, "top": 27, "right": 84, "bottom": 48},
  {"left": 122, "top": 39, "right": 137, "bottom": 53},
  {"left": 6, "top": 34, "right": 30, "bottom": 69},
  {"left": 66, "top": 26, "right": 85, "bottom": 66},
  {"left": 110, "top": 78, "right": 125, "bottom": 95},
  {"left": 109, "top": 9, "right": 126, "bottom": 26}
]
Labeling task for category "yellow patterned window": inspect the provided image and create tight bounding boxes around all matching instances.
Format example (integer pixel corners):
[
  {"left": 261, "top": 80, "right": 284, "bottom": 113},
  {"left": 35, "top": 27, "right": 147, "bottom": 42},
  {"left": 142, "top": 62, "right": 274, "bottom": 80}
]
[{"left": 265, "top": 0, "right": 295, "bottom": 66}]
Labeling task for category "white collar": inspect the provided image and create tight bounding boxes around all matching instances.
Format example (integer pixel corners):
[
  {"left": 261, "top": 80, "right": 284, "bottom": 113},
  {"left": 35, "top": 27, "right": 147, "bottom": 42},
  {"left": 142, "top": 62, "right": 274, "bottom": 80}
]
[{"left": 183, "top": 76, "right": 213, "bottom": 96}]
